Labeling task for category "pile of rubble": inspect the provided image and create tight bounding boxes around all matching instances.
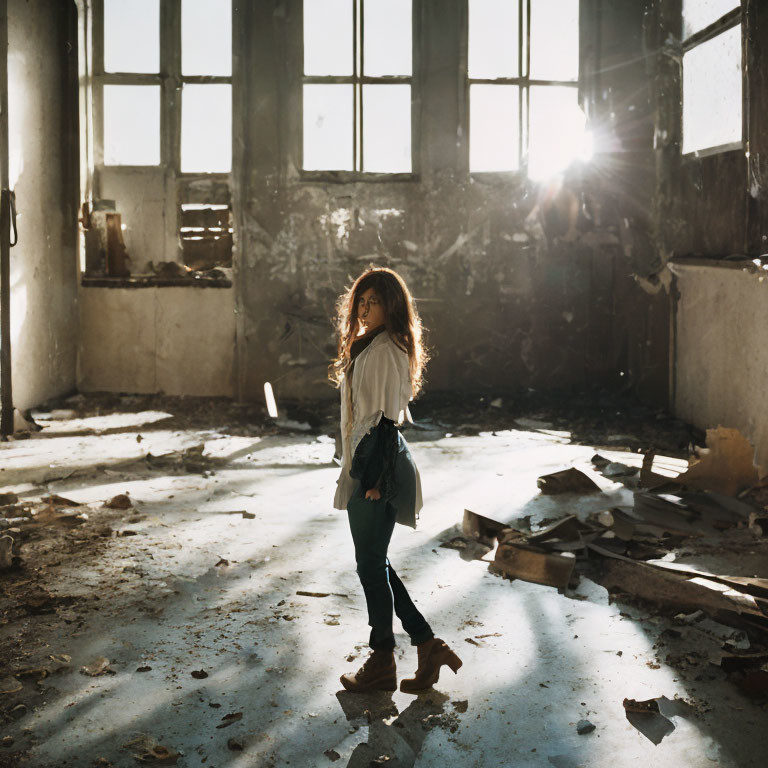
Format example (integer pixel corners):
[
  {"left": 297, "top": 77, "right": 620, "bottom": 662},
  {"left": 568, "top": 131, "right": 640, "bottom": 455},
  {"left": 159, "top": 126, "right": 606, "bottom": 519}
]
[{"left": 460, "top": 427, "right": 768, "bottom": 698}]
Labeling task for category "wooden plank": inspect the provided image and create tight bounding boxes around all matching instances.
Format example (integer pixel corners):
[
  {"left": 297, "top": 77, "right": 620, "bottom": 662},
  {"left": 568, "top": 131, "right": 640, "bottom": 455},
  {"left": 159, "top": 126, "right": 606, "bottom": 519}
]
[{"left": 491, "top": 540, "right": 576, "bottom": 591}]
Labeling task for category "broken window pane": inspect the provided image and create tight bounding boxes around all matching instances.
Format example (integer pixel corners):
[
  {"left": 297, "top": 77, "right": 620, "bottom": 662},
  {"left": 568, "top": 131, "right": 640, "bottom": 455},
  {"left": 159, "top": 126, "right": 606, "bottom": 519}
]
[
  {"left": 303, "top": 84, "right": 353, "bottom": 170},
  {"left": 180, "top": 204, "right": 232, "bottom": 269},
  {"left": 364, "top": 0, "right": 411, "bottom": 77},
  {"left": 682, "top": 26, "right": 742, "bottom": 154},
  {"left": 362, "top": 85, "right": 411, "bottom": 173},
  {"left": 528, "top": 86, "right": 588, "bottom": 180},
  {"left": 683, "top": 0, "right": 739, "bottom": 39},
  {"left": 181, "top": 84, "right": 232, "bottom": 172},
  {"left": 104, "top": 0, "right": 159, "bottom": 73},
  {"left": 304, "top": 0, "right": 353, "bottom": 76},
  {"left": 469, "top": 84, "right": 519, "bottom": 172},
  {"left": 529, "top": 0, "right": 579, "bottom": 81},
  {"left": 103, "top": 85, "right": 160, "bottom": 165},
  {"left": 468, "top": 0, "right": 518, "bottom": 79},
  {"left": 182, "top": 0, "right": 232, "bottom": 76}
]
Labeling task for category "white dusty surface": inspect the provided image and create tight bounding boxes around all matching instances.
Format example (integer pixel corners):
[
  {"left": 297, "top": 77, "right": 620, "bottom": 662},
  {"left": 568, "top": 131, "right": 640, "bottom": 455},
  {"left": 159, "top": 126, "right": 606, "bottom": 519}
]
[
  {"left": 673, "top": 262, "right": 768, "bottom": 477},
  {"left": 1, "top": 408, "right": 766, "bottom": 767}
]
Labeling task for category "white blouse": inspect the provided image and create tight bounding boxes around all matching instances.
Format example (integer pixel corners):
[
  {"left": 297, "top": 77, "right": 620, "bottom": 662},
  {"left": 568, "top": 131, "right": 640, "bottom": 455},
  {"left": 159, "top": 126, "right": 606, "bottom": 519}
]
[{"left": 333, "top": 330, "right": 423, "bottom": 516}]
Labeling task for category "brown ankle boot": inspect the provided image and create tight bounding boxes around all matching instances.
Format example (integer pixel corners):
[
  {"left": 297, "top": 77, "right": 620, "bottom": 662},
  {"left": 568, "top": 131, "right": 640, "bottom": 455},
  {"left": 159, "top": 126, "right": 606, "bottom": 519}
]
[
  {"left": 340, "top": 650, "right": 397, "bottom": 692},
  {"left": 400, "top": 637, "right": 462, "bottom": 694}
]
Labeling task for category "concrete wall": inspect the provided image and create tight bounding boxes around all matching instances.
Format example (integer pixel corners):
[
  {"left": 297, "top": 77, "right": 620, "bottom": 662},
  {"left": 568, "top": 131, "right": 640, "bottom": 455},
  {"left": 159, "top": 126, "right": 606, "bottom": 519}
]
[
  {"left": 657, "top": 1, "right": 768, "bottom": 472},
  {"left": 67, "top": 0, "right": 670, "bottom": 405},
  {"left": 78, "top": 285, "right": 235, "bottom": 397},
  {"left": 231, "top": 0, "right": 669, "bottom": 405},
  {"left": 7, "top": 0, "right": 79, "bottom": 410},
  {"left": 672, "top": 262, "right": 768, "bottom": 475}
]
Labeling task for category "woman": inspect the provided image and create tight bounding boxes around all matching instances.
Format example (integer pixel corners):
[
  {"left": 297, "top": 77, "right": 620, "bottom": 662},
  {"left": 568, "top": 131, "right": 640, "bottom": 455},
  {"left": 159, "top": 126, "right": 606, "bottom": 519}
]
[{"left": 330, "top": 266, "right": 462, "bottom": 694}]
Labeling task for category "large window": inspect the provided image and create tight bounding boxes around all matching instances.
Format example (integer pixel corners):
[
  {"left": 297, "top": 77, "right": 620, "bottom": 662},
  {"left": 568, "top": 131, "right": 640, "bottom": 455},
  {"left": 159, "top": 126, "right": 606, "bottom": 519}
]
[
  {"left": 302, "top": 0, "right": 413, "bottom": 175},
  {"left": 100, "top": 0, "right": 161, "bottom": 166},
  {"left": 468, "top": 0, "right": 587, "bottom": 180},
  {"left": 90, "top": 0, "right": 233, "bottom": 273},
  {"left": 98, "top": 0, "right": 232, "bottom": 172},
  {"left": 681, "top": 0, "right": 742, "bottom": 156}
]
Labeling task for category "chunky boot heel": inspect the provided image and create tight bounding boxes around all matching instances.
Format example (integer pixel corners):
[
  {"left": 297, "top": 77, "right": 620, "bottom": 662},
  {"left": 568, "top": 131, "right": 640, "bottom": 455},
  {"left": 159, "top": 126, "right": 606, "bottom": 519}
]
[
  {"left": 446, "top": 651, "right": 463, "bottom": 674},
  {"left": 400, "top": 637, "right": 463, "bottom": 694}
]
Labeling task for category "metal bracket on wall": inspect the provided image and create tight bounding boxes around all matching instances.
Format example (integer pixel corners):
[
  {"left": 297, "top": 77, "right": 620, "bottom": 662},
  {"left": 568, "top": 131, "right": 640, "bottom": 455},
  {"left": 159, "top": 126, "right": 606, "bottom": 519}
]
[{"left": 9, "top": 189, "right": 16, "bottom": 246}]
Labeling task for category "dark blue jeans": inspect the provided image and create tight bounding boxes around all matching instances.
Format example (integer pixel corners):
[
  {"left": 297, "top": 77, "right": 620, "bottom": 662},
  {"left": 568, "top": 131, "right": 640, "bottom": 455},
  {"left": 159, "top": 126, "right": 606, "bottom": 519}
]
[{"left": 347, "top": 493, "right": 433, "bottom": 652}]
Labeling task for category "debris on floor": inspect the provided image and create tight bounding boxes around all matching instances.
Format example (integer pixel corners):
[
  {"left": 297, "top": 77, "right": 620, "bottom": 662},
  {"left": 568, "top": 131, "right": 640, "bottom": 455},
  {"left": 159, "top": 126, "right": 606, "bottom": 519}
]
[
  {"left": 122, "top": 735, "right": 180, "bottom": 765},
  {"left": 576, "top": 719, "right": 595, "bottom": 734},
  {"left": 104, "top": 493, "right": 132, "bottom": 510},
  {"left": 0, "top": 535, "right": 15, "bottom": 569},
  {"left": 456, "top": 426, "right": 768, "bottom": 701},
  {"left": 623, "top": 697, "right": 660, "bottom": 714},
  {"left": 80, "top": 657, "right": 113, "bottom": 677},
  {"left": 1, "top": 392, "right": 767, "bottom": 767},
  {"left": 536, "top": 468, "right": 602, "bottom": 494},
  {"left": 462, "top": 510, "right": 506, "bottom": 545},
  {"left": 490, "top": 529, "right": 577, "bottom": 591}
]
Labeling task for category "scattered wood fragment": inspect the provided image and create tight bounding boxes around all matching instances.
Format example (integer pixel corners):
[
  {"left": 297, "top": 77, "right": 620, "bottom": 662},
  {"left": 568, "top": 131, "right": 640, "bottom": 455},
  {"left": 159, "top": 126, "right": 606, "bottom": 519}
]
[
  {"left": 462, "top": 510, "right": 506, "bottom": 545},
  {"left": 216, "top": 712, "right": 243, "bottom": 729},
  {"left": 80, "top": 657, "right": 113, "bottom": 677},
  {"left": 491, "top": 530, "right": 576, "bottom": 590},
  {"left": 537, "top": 468, "right": 601, "bottom": 495},
  {"left": 296, "top": 590, "right": 348, "bottom": 598},
  {"left": 223, "top": 510, "right": 255, "bottom": 519},
  {"left": 104, "top": 494, "right": 132, "bottom": 510},
  {"left": 41, "top": 494, "right": 81, "bottom": 507},
  {"left": 623, "top": 697, "right": 660, "bottom": 714}
]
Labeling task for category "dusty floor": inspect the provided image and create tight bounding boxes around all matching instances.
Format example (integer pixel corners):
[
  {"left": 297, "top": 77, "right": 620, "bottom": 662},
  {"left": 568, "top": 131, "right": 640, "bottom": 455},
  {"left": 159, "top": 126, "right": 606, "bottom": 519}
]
[{"left": 1, "top": 393, "right": 767, "bottom": 767}]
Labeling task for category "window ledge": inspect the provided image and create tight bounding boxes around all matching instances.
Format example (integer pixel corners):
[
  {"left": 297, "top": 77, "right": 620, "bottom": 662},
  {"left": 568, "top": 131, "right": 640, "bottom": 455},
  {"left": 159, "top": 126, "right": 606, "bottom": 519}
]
[
  {"left": 668, "top": 256, "right": 768, "bottom": 277},
  {"left": 81, "top": 275, "right": 232, "bottom": 289},
  {"left": 299, "top": 170, "right": 419, "bottom": 184},
  {"left": 681, "top": 142, "right": 743, "bottom": 161}
]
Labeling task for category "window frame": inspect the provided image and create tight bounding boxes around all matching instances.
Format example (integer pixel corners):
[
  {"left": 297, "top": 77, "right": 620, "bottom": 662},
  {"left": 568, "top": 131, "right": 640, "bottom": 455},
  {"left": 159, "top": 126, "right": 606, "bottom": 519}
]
[
  {"left": 91, "top": 0, "right": 233, "bottom": 177},
  {"left": 466, "top": 0, "right": 581, "bottom": 178},
  {"left": 680, "top": 3, "right": 743, "bottom": 160},
  {"left": 299, "top": 0, "right": 419, "bottom": 183}
]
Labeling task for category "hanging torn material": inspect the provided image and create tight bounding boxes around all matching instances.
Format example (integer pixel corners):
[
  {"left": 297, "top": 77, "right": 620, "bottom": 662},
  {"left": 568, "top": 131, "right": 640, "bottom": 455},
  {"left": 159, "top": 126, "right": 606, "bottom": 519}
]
[{"left": 677, "top": 426, "right": 760, "bottom": 496}]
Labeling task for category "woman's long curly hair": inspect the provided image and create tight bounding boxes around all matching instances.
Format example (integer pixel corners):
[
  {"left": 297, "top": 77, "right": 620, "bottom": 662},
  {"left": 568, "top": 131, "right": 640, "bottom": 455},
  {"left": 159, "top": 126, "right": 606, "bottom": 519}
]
[{"left": 330, "top": 266, "right": 429, "bottom": 397}]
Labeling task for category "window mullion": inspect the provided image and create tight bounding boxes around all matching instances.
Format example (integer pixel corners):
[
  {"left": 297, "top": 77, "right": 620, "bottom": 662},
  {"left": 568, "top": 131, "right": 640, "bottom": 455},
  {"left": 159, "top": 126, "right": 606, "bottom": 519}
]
[
  {"left": 161, "top": 0, "right": 181, "bottom": 172},
  {"left": 521, "top": 0, "right": 529, "bottom": 169},
  {"left": 92, "top": 0, "right": 105, "bottom": 172},
  {"left": 302, "top": 0, "right": 413, "bottom": 178},
  {"left": 356, "top": 0, "right": 363, "bottom": 172}
]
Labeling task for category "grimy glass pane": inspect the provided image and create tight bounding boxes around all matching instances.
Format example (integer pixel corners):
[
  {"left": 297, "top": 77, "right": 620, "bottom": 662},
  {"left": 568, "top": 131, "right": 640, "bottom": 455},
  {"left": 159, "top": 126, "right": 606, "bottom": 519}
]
[
  {"left": 181, "top": 84, "right": 232, "bottom": 172},
  {"left": 682, "top": 26, "right": 742, "bottom": 154},
  {"left": 468, "top": 0, "right": 518, "bottom": 79},
  {"left": 364, "top": 0, "right": 411, "bottom": 77},
  {"left": 104, "top": 0, "right": 159, "bottom": 73},
  {"left": 683, "top": 0, "right": 739, "bottom": 39},
  {"left": 303, "top": 84, "right": 353, "bottom": 170},
  {"left": 304, "top": 0, "right": 353, "bottom": 76},
  {"left": 104, "top": 85, "right": 160, "bottom": 165},
  {"left": 530, "top": 0, "right": 579, "bottom": 81},
  {"left": 182, "top": 0, "right": 232, "bottom": 76},
  {"left": 469, "top": 84, "right": 519, "bottom": 172},
  {"left": 363, "top": 85, "right": 411, "bottom": 173},
  {"left": 528, "top": 86, "right": 588, "bottom": 180}
]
